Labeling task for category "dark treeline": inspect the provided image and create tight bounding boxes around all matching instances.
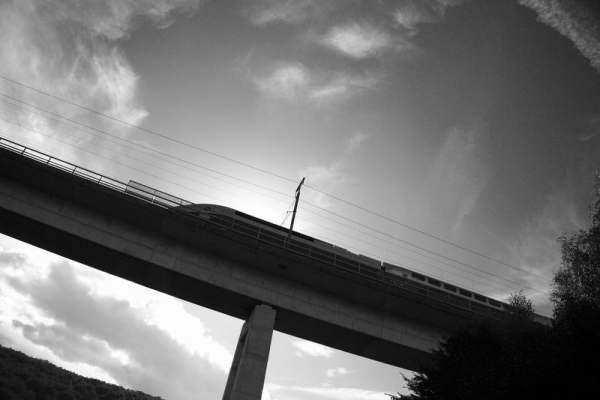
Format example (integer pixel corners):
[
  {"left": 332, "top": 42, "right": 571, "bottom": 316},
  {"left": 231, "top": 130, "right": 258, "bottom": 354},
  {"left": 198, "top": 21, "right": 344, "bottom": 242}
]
[
  {"left": 391, "top": 174, "right": 600, "bottom": 400},
  {"left": 0, "top": 344, "right": 163, "bottom": 400}
]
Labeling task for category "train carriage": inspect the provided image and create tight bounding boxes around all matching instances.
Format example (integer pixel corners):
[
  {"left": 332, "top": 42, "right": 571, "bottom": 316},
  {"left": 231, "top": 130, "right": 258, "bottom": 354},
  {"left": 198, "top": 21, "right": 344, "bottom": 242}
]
[{"left": 179, "top": 203, "right": 513, "bottom": 317}]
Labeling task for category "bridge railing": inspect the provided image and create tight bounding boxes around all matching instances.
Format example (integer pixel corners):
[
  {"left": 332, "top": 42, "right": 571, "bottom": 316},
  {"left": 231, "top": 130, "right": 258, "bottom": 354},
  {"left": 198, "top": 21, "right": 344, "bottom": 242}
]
[{"left": 1, "top": 136, "right": 513, "bottom": 322}]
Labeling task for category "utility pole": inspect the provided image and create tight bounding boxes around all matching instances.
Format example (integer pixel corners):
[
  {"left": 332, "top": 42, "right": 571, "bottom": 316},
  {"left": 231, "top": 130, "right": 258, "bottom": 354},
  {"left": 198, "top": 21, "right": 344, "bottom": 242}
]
[{"left": 288, "top": 177, "right": 305, "bottom": 239}]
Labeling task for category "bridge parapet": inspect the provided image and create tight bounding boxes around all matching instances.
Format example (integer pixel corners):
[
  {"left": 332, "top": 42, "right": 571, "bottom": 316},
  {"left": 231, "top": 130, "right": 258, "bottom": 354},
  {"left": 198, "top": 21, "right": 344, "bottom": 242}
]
[{"left": 0, "top": 136, "right": 524, "bottom": 323}]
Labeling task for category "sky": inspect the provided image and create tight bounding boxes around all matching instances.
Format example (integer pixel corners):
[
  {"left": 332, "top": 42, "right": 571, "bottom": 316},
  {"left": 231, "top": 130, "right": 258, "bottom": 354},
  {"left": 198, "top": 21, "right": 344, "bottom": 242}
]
[{"left": 0, "top": 0, "right": 599, "bottom": 399}]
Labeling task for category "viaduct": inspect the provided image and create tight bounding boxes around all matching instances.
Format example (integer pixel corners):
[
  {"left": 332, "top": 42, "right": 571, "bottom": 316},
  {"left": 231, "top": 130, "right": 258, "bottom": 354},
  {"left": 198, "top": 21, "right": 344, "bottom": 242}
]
[{"left": 0, "top": 137, "right": 519, "bottom": 399}]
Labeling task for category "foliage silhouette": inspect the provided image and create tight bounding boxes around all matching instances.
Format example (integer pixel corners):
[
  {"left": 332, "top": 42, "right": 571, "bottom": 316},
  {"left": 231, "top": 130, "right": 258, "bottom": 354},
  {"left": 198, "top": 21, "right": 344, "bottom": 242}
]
[
  {"left": 0, "top": 344, "right": 163, "bottom": 400},
  {"left": 391, "top": 174, "right": 600, "bottom": 400}
]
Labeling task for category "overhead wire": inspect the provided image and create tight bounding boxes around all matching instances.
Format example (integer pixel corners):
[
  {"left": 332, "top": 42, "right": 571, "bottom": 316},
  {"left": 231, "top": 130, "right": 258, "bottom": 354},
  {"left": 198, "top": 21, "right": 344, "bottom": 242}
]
[
  {"left": 2, "top": 73, "right": 533, "bottom": 276},
  {"left": 297, "top": 205, "right": 550, "bottom": 295},
  {"left": 0, "top": 93, "right": 552, "bottom": 295},
  {"left": 0, "top": 75, "right": 297, "bottom": 185},
  {"left": 0, "top": 75, "right": 553, "bottom": 298},
  {"left": 0, "top": 125, "right": 232, "bottom": 205},
  {"left": 295, "top": 213, "right": 545, "bottom": 296},
  {"left": 0, "top": 112, "right": 247, "bottom": 203},
  {"left": 305, "top": 185, "right": 540, "bottom": 276},
  {"left": 0, "top": 77, "right": 537, "bottom": 268},
  {"left": 0, "top": 96, "right": 293, "bottom": 200},
  {"left": 0, "top": 107, "right": 299, "bottom": 219},
  {"left": 11, "top": 101, "right": 538, "bottom": 297},
  {"left": 299, "top": 201, "right": 552, "bottom": 284}
]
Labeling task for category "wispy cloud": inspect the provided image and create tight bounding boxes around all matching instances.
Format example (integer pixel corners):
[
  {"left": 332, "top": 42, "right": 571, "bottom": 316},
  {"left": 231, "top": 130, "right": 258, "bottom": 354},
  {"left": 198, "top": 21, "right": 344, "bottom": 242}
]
[
  {"left": 345, "top": 132, "right": 368, "bottom": 153},
  {"left": 292, "top": 340, "right": 335, "bottom": 358},
  {"left": 393, "top": 0, "right": 466, "bottom": 32},
  {"left": 309, "top": 72, "right": 380, "bottom": 105},
  {"left": 244, "top": 0, "right": 332, "bottom": 26},
  {"left": 244, "top": 1, "right": 471, "bottom": 107},
  {"left": 517, "top": 0, "right": 600, "bottom": 73},
  {"left": 325, "top": 366, "right": 355, "bottom": 378},
  {"left": 320, "top": 22, "right": 397, "bottom": 59},
  {"left": 0, "top": 0, "right": 202, "bottom": 162},
  {"left": 0, "top": 244, "right": 231, "bottom": 399},
  {"left": 265, "top": 383, "right": 388, "bottom": 400},
  {"left": 249, "top": 60, "right": 379, "bottom": 105},
  {"left": 252, "top": 62, "right": 310, "bottom": 100},
  {"left": 424, "top": 127, "right": 489, "bottom": 233},
  {"left": 394, "top": 2, "right": 430, "bottom": 31},
  {"left": 300, "top": 132, "right": 369, "bottom": 208},
  {"left": 578, "top": 116, "right": 600, "bottom": 141}
]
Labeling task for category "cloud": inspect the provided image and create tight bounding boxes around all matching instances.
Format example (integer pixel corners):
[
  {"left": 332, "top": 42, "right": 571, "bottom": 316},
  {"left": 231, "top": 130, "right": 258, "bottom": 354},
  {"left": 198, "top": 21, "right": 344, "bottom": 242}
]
[
  {"left": 393, "top": 0, "right": 468, "bottom": 31},
  {"left": 424, "top": 127, "right": 489, "bottom": 233},
  {"left": 300, "top": 132, "right": 369, "bottom": 208},
  {"left": 309, "top": 73, "right": 380, "bottom": 105},
  {"left": 0, "top": 0, "right": 202, "bottom": 163},
  {"left": 394, "top": 3, "right": 432, "bottom": 31},
  {"left": 325, "top": 366, "right": 354, "bottom": 378},
  {"left": 265, "top": 383, "right": 388, "bottom": 400},
  {"left": 292, "top": 340, "right": 335, "bottom": 358},
  {"left": 295, "top": 386, "right": 388, "bottom": 400},
  {"left": 0, "top": 249, "right": 27, "bottom": 267},
  {"left": 245, "top": 1, "right": 471, "bottom": 106},
  {"left": 517, "top": 0, "right": 600, "bottom": 73},
  {"left": 249, "top": 60, "right": 379, "bottom": 105},
  {"left": 244, "top": 0, "right": 335, "bottom": 26},
  {"left": 0, "top": 249, "right": 232, "bottom": 400},
  {"left": 320, "top": 22, "right": 397, "bottom": 59},
  {"left": 344, "top": 132, "right": 368, "bottom": 153},
  {"left": 301, "top": 160, "right": 344, "bottom": 208},
  {"left": 252, "top": 62, "right": 310, "bottom": 100}
]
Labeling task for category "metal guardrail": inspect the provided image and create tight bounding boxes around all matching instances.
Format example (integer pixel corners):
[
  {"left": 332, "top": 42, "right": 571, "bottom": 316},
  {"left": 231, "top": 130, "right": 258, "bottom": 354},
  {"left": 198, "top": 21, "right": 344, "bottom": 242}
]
[{"left": 1, "top": 136, "right": 512, "bottom": 321}]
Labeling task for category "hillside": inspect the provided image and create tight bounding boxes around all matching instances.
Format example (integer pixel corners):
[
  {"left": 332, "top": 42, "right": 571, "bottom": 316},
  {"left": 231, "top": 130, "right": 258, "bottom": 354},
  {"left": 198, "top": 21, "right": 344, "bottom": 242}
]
[{"left": 0, "top": 344, "right": 163, "bottom": 399}]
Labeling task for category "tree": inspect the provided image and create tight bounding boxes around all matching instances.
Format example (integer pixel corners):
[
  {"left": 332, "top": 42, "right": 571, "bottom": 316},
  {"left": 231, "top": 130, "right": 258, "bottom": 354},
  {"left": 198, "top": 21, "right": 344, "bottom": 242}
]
[
  {"left": 507, "top": 289, "right": 534, "bottom": 321},
  {"left": 552, "top": 173, "right": 600, "bottom": 322},
  {"left": 390, "top": 174, "right": 600, "bottom": 399},
  {"left": 391, "top": 291, "right": 551, "bottom": 400},
  {"left": 549, "top": 173, "right": 600, "bottom": 397}
]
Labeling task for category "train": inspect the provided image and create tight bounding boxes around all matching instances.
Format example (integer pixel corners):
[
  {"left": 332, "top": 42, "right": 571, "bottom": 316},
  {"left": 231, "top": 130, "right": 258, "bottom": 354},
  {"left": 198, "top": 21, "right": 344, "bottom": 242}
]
[{"left": 178, "top": 203, "right": 515, "bottom": 319}]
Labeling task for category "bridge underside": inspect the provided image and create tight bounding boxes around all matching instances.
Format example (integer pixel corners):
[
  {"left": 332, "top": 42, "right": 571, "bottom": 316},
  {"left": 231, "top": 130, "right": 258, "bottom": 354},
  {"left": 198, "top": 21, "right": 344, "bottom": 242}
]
[{"left": 0, "top": 146, "right": 486, "bottom": 378}]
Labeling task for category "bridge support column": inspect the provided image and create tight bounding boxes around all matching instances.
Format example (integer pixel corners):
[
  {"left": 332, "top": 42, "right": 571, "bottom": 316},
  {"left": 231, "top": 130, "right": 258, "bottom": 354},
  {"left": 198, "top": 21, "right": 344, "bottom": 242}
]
[{"left": 222, "top": 304, "right": 276, "bottom": 400}]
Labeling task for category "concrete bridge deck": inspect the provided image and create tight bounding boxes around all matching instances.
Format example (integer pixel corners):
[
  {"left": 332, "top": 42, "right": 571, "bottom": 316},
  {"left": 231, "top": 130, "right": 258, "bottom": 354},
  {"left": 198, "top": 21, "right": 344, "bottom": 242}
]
[{"left": 0, "top": 138, "right": 504, "bottom": 394}]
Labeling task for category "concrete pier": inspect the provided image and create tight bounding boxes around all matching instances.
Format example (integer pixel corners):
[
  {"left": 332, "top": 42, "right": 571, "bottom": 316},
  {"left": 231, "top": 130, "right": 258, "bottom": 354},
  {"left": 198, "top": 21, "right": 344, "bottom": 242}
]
[{"left": 222, "top": 305, "right": 276, "bottom": 400}]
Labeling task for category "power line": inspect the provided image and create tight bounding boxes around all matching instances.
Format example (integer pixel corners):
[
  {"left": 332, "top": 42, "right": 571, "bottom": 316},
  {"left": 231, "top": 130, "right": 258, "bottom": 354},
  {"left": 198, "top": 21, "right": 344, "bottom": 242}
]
[
  {"left": 298, "top": 204, "right": 551, "bottom": 293},
  {"left": 1, "top": 118, "right": 550, "bottom": 298},
  {"left": 0, "top": 113, "right": 248, "bottom": 202},
  {"left": 0, "top": 75, "right": 297, "bottom": 185},
  {"left": 0, "top": 75, "right": 553, "bottom": 290},
  {"left": 300, "top": 200, "right": 552, "bottom": 283},
  {"left": 306, "top": 185, "right": 531, "bottom": 275},
  {"left": 0, "top": 108, "right": 299, "bottom": 220},
  {"left": 295, "top": 212, "right": 549, "bottom": 297},
  {"left": 7, "top": 95, "right": 544, "bottom": 296},
  {"left": 0, "top": 127, "right": 231, "bottom": 206},
  {"left": 0, "top": 95, "right": 292, "bottom": 200},
  {"left": 0, "top": 76, "right": 534, "bottom": 271}
]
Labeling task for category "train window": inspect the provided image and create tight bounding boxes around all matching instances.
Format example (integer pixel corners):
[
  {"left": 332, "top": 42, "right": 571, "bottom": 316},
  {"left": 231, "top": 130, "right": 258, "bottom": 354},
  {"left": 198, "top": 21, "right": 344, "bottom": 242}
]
[
  {"left": 489, "top": 299, "right": 502, "bottom": 308},
  {"left": 459, "top": 288, "right": 472, "bottom": 298},
  {"left": 428, "top": 278, "right": 441, "bottom": 287},
  {"left": 411, "top": 272, "right": 426, "bottom": 281},
  {"left": 473, "top": 293, "right": 487, "bottom": 303},
  {"left": 443, "top": 283, "right": 457, "bottom": 292}
]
